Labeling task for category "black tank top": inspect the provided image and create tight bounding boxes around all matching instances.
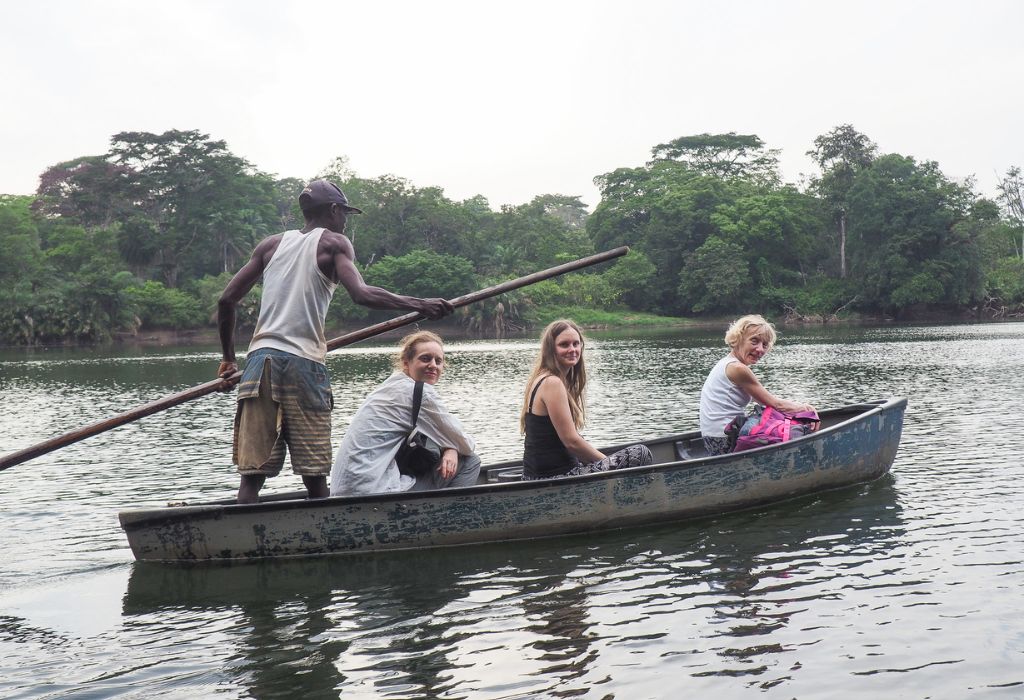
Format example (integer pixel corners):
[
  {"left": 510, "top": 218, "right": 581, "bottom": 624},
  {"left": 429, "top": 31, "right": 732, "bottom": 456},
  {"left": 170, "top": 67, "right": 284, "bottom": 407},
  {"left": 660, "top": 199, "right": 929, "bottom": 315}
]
[{"left": 523, "top": 378, "right": 575, "bottom": 478}]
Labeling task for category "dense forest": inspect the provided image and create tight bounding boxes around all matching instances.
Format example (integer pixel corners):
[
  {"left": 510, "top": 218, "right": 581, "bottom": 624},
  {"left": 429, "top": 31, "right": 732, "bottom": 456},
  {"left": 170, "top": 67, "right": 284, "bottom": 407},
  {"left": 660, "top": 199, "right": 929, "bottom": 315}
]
[{"left": 1, "top": 126, "right": 1023, "bottom": 345}]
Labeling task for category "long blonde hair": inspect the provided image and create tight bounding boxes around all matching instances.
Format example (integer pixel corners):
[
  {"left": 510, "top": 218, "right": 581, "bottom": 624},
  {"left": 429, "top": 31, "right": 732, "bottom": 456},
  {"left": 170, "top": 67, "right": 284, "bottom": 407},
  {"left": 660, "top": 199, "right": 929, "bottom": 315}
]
[{"left": 519, "top": 319, "right": 587, "bottom": 433}]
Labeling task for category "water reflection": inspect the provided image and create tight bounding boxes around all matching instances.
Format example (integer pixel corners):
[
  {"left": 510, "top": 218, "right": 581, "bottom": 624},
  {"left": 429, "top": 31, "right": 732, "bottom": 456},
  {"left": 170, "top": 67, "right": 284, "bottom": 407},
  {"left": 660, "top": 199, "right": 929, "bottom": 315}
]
[
  {"left": 125, "top": 553, "right": 481, "bottom": 697},
  {"left": 121, "top": 477, "right": 903, "bottom": 697},
  {"left": 5, "top": 321, "right": 1024, "bottom": 698}
]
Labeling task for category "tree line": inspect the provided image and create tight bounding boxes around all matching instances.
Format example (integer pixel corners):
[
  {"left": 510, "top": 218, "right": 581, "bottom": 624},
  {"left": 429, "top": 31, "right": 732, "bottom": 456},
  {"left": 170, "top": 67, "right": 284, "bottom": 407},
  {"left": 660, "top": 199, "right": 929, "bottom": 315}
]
[{"left": 1, "top": 126, "right": 1022, "bottom": 345}]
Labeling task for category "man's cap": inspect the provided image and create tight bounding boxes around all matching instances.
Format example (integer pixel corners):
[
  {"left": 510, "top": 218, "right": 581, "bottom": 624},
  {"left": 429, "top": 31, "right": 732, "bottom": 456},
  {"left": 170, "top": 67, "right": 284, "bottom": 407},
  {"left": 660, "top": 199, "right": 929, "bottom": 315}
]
[{"left": 298, "top": 179, "right": 363, "bottom": 214}]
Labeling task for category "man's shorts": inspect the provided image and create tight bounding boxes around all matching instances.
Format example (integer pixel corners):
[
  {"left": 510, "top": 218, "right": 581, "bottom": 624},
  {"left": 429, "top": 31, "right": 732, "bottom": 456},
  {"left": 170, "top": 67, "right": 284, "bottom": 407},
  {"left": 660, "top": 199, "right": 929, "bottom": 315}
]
[{"left": 233, "top": 348, "right": 333, "bottom": 478}]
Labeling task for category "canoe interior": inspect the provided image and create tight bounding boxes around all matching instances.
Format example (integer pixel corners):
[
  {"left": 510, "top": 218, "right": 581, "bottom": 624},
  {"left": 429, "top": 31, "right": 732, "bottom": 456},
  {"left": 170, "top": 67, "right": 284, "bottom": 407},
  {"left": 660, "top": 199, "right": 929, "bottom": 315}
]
[
  {"left": 117, "top": 399, "right": 905, "bottom": 562},
  {"left": 481, "top": 401, "right": 884, "bottom": 483},
  {"left": 174, "top": 400, "right": 893, "bottom": 507}
]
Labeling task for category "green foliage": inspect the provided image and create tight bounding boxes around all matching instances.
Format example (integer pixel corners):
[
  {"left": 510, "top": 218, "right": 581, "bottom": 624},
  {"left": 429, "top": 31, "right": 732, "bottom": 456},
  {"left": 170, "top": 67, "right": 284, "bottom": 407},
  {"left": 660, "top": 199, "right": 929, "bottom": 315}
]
[
  {"left": 124, "top": 280, "right": 203, "bottom": 329},
  {"left": 561, "top": 274, "right": 618, "bottom": 308},
  {"left": 805, "top": 126, "right": 879, "bottom": 280},
  {"left": 0, "top": 195, "right": 43, "bottom": 289},
  {"left": 46, "top": 223, "right": 139, "bottom": 335},
  {"left": 677, "top": 237, "right": 750, "bottom": 313},
  {"left": 761, "top": 277, "right": 858, "bottom": 318},
  {"left": 986, "top": 257, "right": 1024, "bottom": 305},
  {"left": 456, "top": 288, "right": 527, "bottom": 334},
  {"left": 0, "top": 196, "right": 145, "bottom": 344},
  {"left": 325, "top": 292, "right": 371, "bottom": 328},
  {"left": 188, "top": 273, "right": 231, "bottom": 322},
  {"left": 589, "top": 160, "right": 741, "bottom": 313},
  {"left": 0, "top": 273, "right": 139, "bottom": 345},
  {"left": 363, "top": 250, "right": 477, "bottom": 299},
  {"left": 996, "top": 166, "right": 1024, "bottom": 259},
  {"left": 651, "top": 132, "right": 780, "bottom": 183},
  {"left": 974, "top": 200, "right": 1012, "bottom": 263},
  {"left": 808, "top": 125, "right": 877, "bottom": 172},
  {"left": 601, "top": 250, "right": 657, "bottom": 309},
  {"left": 187, "top": 273, "right": 262, "bottom": 328},
  {"left": 889, "top": 269, "right": 947, "bottom": 308},
  {"left": 515, "top": 254, "right": 656, "bottom": 315},
  {"left": 488, "top": 195, "right": 593, "bottom": 275},
  {"left": 338, "top": 175, "right": 492, "bottom": 265},
  {"left": 845, "top": 154, "right": 985, "bottom": 314},
  {"left": 42, "top": 221, "right": 119, "bottom": 274},
  {"left": 711, "top": 187, "right": 829, "bottom": 281},
  {"left": 519, "top": 279, "right": 571, "bottom": 308},
  {"left": 14, "top": 128, "right": 1024, "bottom": 345},
  {"left": 103, "top": 129, "right": 280, "bottom": 286},
  {"left": 529, "top": 306, "right": 685, "bottom": 328},
  {"left": 34, "top": 156, "right": 134, "bottom": 228}
]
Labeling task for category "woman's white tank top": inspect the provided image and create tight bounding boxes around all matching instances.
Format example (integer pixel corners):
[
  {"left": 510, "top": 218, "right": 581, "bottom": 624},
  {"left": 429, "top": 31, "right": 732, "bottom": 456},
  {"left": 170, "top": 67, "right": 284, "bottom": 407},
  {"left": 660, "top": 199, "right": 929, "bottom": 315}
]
[{"left": 699, "top": 354, "right": 751, "bottom": 436}]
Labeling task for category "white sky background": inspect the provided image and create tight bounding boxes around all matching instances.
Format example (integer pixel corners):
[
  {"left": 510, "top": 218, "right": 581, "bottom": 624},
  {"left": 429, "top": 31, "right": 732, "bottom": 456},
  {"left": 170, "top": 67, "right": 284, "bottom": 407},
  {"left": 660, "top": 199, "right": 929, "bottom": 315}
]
[{"left": 2, "top": 0, "right": 1021, "bottom": 209}]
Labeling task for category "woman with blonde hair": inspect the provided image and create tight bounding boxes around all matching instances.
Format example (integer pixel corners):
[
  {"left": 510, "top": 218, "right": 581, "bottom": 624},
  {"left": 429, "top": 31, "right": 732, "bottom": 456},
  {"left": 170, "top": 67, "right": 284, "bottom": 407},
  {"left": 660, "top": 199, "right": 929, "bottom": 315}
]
[
  {"left": 520, "top": 319, "right": 652, "bottom": 479},
  {"left": 330, "top": 330, "right": 480, "bottom": 495},
  {"left": 699, "top": 314, "right": 815, "bottom": 456}
]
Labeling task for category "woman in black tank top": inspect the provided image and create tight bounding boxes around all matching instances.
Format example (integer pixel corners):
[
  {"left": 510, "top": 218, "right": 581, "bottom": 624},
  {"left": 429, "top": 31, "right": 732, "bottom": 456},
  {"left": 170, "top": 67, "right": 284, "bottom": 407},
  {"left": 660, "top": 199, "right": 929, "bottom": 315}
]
[{"left": 519, "top": 320, "right": 652, "bottom": 479}]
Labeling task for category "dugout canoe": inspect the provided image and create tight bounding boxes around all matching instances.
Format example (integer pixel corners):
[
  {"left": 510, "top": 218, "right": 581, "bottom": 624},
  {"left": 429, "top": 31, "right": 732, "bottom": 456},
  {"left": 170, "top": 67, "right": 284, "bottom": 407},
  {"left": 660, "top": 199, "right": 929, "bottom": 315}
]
[{"left": 118, "top": 397, "right": 906, "bottom": 562}]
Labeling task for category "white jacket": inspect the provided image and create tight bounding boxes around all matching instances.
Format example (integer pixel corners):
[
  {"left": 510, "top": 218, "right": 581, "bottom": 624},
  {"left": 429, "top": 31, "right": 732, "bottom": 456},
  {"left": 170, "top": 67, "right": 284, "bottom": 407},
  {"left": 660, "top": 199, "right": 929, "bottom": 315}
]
[{"left": 330, "top": 372, "right": 476, "bottom": 496}]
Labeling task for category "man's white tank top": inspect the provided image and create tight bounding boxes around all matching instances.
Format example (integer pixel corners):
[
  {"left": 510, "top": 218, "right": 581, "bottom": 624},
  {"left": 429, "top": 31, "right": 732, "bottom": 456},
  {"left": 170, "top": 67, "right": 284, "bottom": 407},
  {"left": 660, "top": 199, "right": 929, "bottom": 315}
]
[
  {"left": 699, "top": 354, "right": 752, "bottom": 436},
  {"left": 248, "top": 228, "right": 338, "bottom": 364}
]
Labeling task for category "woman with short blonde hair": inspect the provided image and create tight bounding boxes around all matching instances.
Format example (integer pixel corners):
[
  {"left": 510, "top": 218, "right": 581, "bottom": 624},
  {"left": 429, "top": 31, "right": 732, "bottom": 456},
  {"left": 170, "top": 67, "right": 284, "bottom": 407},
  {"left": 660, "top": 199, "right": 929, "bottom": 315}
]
[{"left": 699, "top": 315, "right": 813, "bottom": 456}]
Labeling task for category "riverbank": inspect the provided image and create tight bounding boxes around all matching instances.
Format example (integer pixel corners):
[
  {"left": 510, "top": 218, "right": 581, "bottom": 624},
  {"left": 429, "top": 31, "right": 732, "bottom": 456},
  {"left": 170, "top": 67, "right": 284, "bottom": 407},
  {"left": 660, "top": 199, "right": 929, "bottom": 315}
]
[
  {"left": 105, "top": 307, "right": 700, "bottom": 348},
  {"left": 6, "top": 306, "right": 1008, "bottom": 350}
]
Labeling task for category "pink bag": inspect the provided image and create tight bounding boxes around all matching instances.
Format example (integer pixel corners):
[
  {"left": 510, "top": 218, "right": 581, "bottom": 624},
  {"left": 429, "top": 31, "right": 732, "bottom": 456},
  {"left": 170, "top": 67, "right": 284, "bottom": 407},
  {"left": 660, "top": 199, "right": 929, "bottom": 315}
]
[{"left": 732, "top": 406, "right": 819, "bottom": 452}]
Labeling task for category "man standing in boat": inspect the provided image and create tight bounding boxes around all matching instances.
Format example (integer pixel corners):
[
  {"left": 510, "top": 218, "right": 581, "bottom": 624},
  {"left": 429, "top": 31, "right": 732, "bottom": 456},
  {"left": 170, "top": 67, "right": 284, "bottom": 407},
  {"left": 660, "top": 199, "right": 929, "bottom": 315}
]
[{"left": 217, "top": 180, "right": 453, "bottom": 504}]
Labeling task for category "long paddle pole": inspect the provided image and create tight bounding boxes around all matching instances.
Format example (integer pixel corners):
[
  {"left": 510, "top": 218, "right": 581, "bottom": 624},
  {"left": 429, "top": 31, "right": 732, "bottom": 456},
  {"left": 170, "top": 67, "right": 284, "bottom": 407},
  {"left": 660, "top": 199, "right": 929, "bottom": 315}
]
[{"left": 0, "top": 246, "right": 629, "bottom": 471}]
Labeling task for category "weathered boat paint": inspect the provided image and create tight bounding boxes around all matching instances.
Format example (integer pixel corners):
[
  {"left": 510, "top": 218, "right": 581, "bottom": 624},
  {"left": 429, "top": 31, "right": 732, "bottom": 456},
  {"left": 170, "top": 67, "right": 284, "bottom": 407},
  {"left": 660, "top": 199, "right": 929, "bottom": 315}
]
[{"left": 119, "top": 398, "right": 906, "bottom": 562}]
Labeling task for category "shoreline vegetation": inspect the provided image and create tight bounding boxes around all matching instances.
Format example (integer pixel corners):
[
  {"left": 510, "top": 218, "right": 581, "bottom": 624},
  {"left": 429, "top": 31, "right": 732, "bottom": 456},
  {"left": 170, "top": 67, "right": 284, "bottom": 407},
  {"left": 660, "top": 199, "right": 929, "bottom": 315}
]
[
  {"left": 2, "top": 127, "right": 1022, "bottom": 348},
  {"left": 14, "top": 307, "right": 696, "bottom": 350},
  {"left": 5, "top": 307, "right": 1011, "bottom": 353}
]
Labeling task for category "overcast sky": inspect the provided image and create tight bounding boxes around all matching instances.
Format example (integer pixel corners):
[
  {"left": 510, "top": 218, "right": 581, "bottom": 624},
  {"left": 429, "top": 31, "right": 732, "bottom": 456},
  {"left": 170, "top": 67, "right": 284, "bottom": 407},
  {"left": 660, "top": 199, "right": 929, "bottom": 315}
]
[{"left": 2, "top": 0, "right": 1021, "bottom": 209}]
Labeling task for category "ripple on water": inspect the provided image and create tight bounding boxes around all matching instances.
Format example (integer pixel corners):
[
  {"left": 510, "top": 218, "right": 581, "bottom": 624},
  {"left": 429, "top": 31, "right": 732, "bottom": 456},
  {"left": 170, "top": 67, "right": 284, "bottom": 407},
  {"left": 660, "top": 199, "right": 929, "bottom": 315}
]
[{"left": 3, "top": 324, "right": 1024, "bottom": 698}]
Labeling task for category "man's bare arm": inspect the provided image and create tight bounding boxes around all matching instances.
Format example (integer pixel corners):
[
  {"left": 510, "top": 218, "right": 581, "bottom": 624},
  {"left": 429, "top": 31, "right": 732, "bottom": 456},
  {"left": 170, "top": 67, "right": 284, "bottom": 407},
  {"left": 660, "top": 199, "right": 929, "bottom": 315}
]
[
  {"left": 330, "top": 236, "right": 454, "bottom": 319},
  {"left": 217, "top": 237, "right": 276, "bottom": 376}
]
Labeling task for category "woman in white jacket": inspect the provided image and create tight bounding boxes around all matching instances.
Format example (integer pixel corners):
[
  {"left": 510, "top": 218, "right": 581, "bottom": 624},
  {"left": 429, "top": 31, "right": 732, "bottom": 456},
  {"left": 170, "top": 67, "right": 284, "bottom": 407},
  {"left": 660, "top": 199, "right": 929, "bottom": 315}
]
[{"left": 330, "top": 331, "right": 480, "bottom": 496}]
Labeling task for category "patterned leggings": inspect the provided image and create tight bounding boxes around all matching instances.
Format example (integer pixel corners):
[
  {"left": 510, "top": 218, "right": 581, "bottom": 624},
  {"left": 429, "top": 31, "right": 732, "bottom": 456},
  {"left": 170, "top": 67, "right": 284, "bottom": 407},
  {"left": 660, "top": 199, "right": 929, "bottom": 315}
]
[
  {"left": 525, "top": 444, "right": 654, "bottom": 480},
  {"left": 702, "top": 436, "right": 732, "bottom": 456}
]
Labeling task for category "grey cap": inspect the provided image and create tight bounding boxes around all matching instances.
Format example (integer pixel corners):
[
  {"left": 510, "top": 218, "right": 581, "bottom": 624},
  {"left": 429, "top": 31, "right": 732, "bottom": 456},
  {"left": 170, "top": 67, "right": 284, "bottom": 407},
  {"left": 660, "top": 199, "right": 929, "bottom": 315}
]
[{"left": 298, "top": 179, "right": 363, "bottom": 214}]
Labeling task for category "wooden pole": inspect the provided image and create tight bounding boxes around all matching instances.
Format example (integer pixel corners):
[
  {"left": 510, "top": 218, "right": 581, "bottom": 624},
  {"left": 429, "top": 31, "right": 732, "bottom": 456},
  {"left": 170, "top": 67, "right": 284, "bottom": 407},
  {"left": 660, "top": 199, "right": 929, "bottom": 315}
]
[{"left": 0, "top": 246, "right": 629, "bottom": 471}]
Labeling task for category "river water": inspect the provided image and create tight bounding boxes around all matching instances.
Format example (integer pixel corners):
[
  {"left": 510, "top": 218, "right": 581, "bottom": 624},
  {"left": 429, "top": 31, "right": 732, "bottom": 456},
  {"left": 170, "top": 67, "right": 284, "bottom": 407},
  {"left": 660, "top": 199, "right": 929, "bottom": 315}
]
[{"left": 1, "top": 321, "right": 1023, "bottom": 699}]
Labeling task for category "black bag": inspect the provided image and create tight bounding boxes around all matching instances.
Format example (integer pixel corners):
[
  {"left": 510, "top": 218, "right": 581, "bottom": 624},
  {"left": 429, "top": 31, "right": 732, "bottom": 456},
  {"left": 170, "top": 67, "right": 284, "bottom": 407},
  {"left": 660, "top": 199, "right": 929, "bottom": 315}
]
[{"left": 395, "top": 381, "right": 441, "bottom": 477}]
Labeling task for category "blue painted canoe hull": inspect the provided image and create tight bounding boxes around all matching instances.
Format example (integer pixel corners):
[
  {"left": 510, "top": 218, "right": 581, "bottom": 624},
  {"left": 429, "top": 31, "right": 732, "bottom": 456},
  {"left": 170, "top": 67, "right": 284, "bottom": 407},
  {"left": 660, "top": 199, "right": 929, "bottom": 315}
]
[{"left": 119, "top": 398, "right": 906, "bottom": 561}]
